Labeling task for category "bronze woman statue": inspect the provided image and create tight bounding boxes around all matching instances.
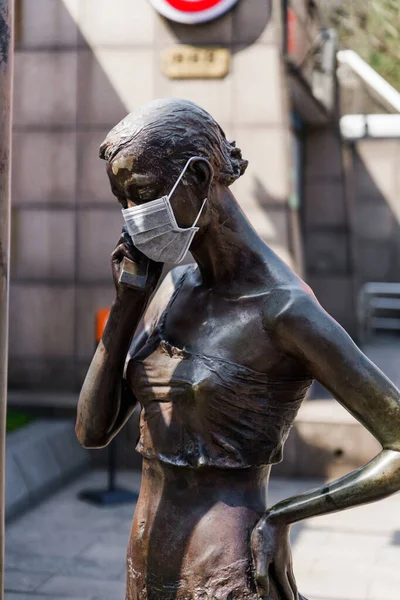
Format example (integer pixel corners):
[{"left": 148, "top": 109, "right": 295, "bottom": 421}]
[{"left": 76, "top": 98, "right": 400, "bottom": 600}]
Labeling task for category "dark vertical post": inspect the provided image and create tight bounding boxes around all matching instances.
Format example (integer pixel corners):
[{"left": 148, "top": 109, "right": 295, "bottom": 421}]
[
  {"left": 282, "top": 0, "right": 289, "bottom": 57},
  {"left": 0, "top": 0, "right": 14, "bottom": 596}
]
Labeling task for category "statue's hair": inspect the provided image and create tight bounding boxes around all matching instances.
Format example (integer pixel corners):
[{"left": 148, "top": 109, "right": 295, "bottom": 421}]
[{"left": 99, "top": 98, "right": 248, "bottom": 186}]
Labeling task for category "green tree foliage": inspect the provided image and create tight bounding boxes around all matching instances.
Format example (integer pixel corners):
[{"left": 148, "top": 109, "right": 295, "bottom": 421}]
[{"left": 321, "top": 0, "right": 400, "bottom": 90}]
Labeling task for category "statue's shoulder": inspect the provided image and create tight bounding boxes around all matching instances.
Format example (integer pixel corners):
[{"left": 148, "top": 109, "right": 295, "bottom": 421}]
[{"left": 262, "top": 280, "right": 318, "bottom": 333}]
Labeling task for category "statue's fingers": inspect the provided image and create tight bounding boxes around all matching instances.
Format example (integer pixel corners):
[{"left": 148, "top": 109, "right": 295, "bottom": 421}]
[
  {"left": 276, "top": 569, "right": 296, "bottom": 600},
  {"left": 255, "top": 572, "right": 269, "bottom": 598},
  {"left": 253, "top": 555, "right": 270, "bottom": 598},
  {"left": 111, "top": 243, "right": 136, "bottom": 267},
  {"left": 287, "top": 567, "right": 298, "bottom": 598}
]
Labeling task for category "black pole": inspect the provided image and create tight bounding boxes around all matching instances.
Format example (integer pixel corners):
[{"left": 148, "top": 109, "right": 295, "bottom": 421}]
[
  {"left": 282, "top": 0, "right": 289, "bottom": 57},
  {"left": 0, "top": 1, "right": 14, "bottom": 596}
]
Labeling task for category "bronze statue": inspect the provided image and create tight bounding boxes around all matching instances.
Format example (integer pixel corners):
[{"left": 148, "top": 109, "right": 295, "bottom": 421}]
[{"left": 76, "top": 98, "right": 400, "bottom": 600}]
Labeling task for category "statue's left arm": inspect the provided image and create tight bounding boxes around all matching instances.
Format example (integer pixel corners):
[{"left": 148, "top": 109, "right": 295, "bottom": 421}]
[{"left": 251, "top": 286, "right": 400, "bottom": 599}]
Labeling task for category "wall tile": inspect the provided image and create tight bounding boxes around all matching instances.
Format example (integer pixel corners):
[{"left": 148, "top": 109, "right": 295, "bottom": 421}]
[
  {"left": 76, "top": 131, "right": 114, "bottom": 206},
  {"left": 77, "top": 0, "right": 155, "bottom": 47},
  {"left": 232, "top": 45, "right": 284, "bottom": 125},
  {"left": 77, "top": 49, "right": 154, "bottom": 127},
  {"left": 245, "top": 205, "right": 289, "bottom": 247},
  {"left": 17, "top": 0, "right": 79, "bottom": 49},
  {"left": 75, "top": 285, "right": 115, "bottom": 358},
  {"left": 12, "top": 132, "right": 77, "bottom": 206},
  {"left": 268, "top": 243, "right": 295, "bottom": 269},
  {"left": 77, "top": 209, "right": 122, "bottom": 282},
  {"left": 231, "top": 126, "right": 290, "bottom": 204},
  {"left": 308, "top": 275, "right": 356, "bottom": 336},
  {"left": 8, "top": 357, "right": 78, "bottom": 391},
  {"left": 354, "top": 203, "right": 395, "bottom": 241},
  {"left": 11, "top": 209, "right": 75, "bottom": 280},
  {"left": 305, "top": 130, "right": 343, "bottom": 180},
  {"left": 356, "top": 140, "right": 398, "bottom": 203},
  {"left": 232, "top": 0, "right": 275, "bottom": 45},
  {"left": 9, "top": 284, "right": 75, "bottom": 357},
  {"left": 154, "top": 74, "right": 233, "bottom": 130},
  {"left": 356, "top": 241, "right": 394, "bottom": 283},
  {"left": 305, "top": 231, "right": 349, "bottom": 275},
  {"left": 155, "top": 12, "right": 232, "bottom": 47},
  {"left": 13, "top": 51, "right": 77, "bottom": 127},
  {"left": 304, "top": 182, "right": 346, "bottom": 227}
]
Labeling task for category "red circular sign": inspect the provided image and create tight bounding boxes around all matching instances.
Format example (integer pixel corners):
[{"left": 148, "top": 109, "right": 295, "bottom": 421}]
[
  {"left": 166, "top": 0, "right": 222, "bottom": 11},
  {"left": 150, "top": 0, "right": 240, "bottom": 24}
]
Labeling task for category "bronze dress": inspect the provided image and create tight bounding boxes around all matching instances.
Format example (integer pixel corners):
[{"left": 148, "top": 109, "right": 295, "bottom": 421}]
[{"left": 127, "top": 270, "right": 312, "bottom": 600}]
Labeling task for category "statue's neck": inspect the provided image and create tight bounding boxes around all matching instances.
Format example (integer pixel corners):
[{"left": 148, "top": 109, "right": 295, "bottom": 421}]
[{"left": 190, "top": 187, "right": 270, "bottom": 292}]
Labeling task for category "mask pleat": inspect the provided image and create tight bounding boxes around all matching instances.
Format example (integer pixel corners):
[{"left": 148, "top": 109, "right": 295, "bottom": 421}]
[{"left": 130, "top": 223, "right": 173, "bottom": 242}]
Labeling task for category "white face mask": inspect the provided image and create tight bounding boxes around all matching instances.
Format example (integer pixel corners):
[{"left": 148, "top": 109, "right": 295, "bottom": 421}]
[{"left": 121, "top": 156, "right": 207, "bottom": 264}]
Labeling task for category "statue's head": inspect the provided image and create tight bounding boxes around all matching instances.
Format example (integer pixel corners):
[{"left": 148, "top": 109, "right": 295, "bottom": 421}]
[{"left": 99, "top": 98, "right": 248, "bottom": 229}]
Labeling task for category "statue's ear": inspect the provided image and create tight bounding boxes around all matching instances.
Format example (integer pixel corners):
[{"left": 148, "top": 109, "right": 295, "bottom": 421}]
[{"left": 189, "top": 158, "right": 214, "bottom": 195}]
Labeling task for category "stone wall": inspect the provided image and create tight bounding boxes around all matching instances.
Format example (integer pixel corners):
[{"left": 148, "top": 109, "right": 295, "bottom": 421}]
[
  {"left": 346, "top": 139, "right": 400, "bottom": 291},
  {"left": 302, "top": 127, "right": 356, "bottom": 336},
  {"left": 9, "top": 0, "right": 298, "bottom": 391}
]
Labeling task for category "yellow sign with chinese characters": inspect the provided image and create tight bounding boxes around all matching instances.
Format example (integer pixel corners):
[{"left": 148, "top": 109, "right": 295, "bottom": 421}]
[{"left": 161, "top": 46, "right": 231, "bottom": 79}]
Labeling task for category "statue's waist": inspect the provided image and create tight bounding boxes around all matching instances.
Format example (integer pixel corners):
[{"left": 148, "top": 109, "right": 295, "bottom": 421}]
[{"left": 136, "top": 457, "right": 269, "bottom": 526}]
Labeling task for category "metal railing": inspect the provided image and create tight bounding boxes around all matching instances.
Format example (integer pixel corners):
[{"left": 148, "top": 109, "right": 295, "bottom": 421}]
[{"left": 358, "top": 282, "right": 400, "bottom": 343}]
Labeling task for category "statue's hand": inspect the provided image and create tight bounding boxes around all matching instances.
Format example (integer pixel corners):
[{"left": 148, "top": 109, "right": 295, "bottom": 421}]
[
  {"left": 111, "top": 227, "right": 163, "bottom": 298},
  {"left": 251, "top": 513, "right": 298, "bottom": 600}
]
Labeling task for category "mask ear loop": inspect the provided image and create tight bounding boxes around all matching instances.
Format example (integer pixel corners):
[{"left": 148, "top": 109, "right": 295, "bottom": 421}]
[
  {"left": 192, "top": 197, "right": 207, "bottom": 228},
  {"left": 167, "top": 156, "right": 210, "bottom": 228},
  {"left": 167, "top": 156, "right": 202, "bottom": 202}
]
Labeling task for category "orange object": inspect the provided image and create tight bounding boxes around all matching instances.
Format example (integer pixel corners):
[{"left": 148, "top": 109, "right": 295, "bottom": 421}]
[
  {"left": 287, "top": 6, "right": 297, "bottom": 57},
  {"left": 96, "top": 308, "right": 111, "bottom": 343}
]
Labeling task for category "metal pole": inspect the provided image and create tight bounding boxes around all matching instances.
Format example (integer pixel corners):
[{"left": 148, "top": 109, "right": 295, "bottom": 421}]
[{"left": 0, "top": 1, "right": 14, "bottom": 596}]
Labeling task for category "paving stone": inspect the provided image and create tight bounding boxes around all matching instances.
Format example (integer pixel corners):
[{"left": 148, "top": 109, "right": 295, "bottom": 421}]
[
  {"left": 5, "top": 549, "right": 123, "bottom": 582},
  {"left": 300, "top": 564, "right": 370, "bottom": 600},
  {"left": 80, "top": 541, "right": 127, "bottom": 564},
  {"left": 366, "top": 563, "right": 400, "bottom": 600},
  {"left": 4, "top": 569, "right": 53, "bottom": 593},
  {"left": 60, "top": 556, "right": 126, "bottom": 582},
  {"left": 6, "top": 529, "right": 93, "bottom": 559},
  {"left": 5, "top": 454, "right": 30, "bottom": 516},
  {"left": 5, "top": 595, "right": 90, "bottom": 600},
  {"left": 38, "top": 574, "right": 125, "bottom": 598},
  {"left": 5, "top": 549, "right": 66, "bottom": 574}
]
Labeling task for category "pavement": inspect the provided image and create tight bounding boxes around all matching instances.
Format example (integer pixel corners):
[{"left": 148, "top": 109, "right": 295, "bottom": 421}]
[{"left": 5, "top": 469, "right": 400, "bottom": 600}]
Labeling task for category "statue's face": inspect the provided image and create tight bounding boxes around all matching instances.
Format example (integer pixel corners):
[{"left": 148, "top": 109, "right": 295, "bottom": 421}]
[
  {"left": 107, "top": 149, "right": 209, "bottom": 230},
  {"left": 106, "top": 151, "right": 162, "bottom": 208}
]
